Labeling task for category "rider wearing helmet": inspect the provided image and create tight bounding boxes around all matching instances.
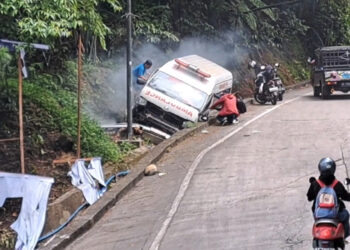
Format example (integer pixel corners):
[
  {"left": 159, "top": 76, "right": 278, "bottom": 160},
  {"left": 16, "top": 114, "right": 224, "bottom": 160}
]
[
  {"left": 307, "top": 157, "right": 350, "bottom": 238},
  {"left": 263, "top": 64, "right": 274, "bottom": 83}
]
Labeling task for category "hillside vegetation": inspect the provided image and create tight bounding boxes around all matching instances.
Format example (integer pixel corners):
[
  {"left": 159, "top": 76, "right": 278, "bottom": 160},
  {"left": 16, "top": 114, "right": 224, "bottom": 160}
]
[{"left": 1, "top": 0, "right": 349, "bottom": 170}]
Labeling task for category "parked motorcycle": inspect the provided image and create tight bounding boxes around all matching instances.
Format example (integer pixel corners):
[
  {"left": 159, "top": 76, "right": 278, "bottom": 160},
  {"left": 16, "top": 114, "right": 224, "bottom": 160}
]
[
  {"left": 272, "top": 63, "right": 285, "bottom": 101},
  {"left": 248, "top": 61, "right": 285, "bottom": 105},
  {"left": 254, "top": 67, "right": 278, "bottom": 105}
]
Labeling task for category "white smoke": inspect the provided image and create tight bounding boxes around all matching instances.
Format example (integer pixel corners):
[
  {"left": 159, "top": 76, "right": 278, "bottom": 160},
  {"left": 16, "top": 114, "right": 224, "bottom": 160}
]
[{"left": 87, "top": 34, "right": 249, "bottom": 124}]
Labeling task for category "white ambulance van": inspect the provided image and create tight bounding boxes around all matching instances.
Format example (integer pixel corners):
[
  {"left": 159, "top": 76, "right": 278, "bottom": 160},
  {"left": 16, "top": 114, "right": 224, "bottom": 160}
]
[{"left": 134, "top": 55, "right": 233, "bottom": 134}]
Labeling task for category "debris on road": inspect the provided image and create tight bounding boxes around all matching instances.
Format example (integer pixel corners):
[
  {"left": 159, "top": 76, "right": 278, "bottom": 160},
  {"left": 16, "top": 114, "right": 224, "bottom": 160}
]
[
  {"left": 201, "top": 129, "right": 209, "bottom": 134},
  {"left": 244, "top": 130, "right": 262, "bottom": 137},
  {"left": 158, "top": 172, "right": 167, "bottom": 177},
  {"left": 144, "top": 164, "right": 158, "bottom": 176}
]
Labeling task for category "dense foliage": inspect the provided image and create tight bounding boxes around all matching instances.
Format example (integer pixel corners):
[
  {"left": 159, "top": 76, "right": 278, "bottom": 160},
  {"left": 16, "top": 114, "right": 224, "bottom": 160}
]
[
  {"left": 1, "top": 0, "right": 350, "bottom": 58},
  {"left": 1, "top": 0, "right": 350, "bottom": 163}
]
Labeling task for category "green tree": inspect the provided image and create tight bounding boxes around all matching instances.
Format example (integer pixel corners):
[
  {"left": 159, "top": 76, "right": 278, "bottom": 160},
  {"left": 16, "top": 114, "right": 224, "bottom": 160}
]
[{"left": 0, "top": 0, "right": 122, "bottom": 49}]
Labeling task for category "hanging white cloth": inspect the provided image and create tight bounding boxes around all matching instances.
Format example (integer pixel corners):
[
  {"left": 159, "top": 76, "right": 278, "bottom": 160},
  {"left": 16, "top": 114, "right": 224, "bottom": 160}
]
[
  {"left": 0, "top": 172, "right": 54, "bottom": 250},
  {"left": 87, "top": 157, "right": 106, "bottom": 187},
  {"left": 68, "top": 158, "right": 106, "bottom": 205}
]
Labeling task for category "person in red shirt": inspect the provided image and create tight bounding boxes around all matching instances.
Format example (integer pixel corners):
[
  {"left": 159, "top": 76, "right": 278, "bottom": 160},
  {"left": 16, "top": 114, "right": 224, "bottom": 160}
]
[{"left": 210, "top": 93, "right": 240, "bottom": 125}]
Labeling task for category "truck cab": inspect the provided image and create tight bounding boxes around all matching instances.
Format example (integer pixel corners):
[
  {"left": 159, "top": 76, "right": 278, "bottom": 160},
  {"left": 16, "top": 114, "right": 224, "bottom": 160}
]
[
  {"left": 310, "top": 46, "right": 350, "bottom": 99},
  {"left": 133, "top": 55, "right": 233, "bottom": 134}
]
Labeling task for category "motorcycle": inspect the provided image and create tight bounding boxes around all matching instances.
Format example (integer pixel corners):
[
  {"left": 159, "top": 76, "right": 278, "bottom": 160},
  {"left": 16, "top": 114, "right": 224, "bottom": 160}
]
[
  {"left": 254, "top": 68, "right": 278, "bottom": 105},
  {"left": 272, "top": 63, "right": 285, "bottom": 101},
  {"left": 248, "top": 61, "right": 284, "bottom": 105},
  {"left": 312, "top": 218, "right": 345, "bottom": 249},
  {"left": 311, "top": 176, "right": 350, "bottom": 249}
]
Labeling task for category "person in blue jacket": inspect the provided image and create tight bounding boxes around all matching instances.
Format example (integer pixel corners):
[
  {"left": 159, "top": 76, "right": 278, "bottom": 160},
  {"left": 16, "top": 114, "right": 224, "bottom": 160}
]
[
  {"left": 132, "top": 60, "right": 152, "bottom": 102},
  {"left": 133, "top": 59, "right": 152, "bottom": 85}
]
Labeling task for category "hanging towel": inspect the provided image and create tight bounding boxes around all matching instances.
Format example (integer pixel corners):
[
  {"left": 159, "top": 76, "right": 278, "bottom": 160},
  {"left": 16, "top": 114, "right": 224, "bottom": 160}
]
[
  {"left": 68, "top": 160, "right": 101, "bottom": 205},
  {"left": 87, "top": 157, "right": 106, "bottom": 187},
  {"left": 0, "top": 172, "right": 54, "bottom": 250}
]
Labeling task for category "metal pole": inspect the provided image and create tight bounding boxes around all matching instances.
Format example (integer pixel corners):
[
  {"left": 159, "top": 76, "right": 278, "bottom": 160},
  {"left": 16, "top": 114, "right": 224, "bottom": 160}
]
[
  {"left": 77, "top": 35, "right": 83, "bottom": 158},
  {"left": 18, "top": 55, "right": 25, "bottom": 173},
  {"left": 126, "top": 0, "right": 133, "bottom": 139}
]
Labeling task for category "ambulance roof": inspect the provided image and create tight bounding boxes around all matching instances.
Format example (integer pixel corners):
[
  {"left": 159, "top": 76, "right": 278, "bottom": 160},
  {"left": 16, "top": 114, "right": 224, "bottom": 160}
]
[{"left": 158, "top": 55, "right": 232, "bottom": 95}]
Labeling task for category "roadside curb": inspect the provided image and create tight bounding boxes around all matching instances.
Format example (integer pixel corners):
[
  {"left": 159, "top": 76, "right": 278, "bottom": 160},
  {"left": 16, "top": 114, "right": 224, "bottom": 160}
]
[
  {"left": 39, "top": 80, "right": 308, "bottom": 249},
  {"left": 40, "top": 121, "right": 211, "bottom": 250}
]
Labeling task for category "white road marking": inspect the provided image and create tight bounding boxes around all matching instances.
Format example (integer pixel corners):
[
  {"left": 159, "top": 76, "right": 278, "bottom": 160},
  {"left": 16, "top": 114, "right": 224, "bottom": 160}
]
[{"left": 149, "top": 93, "right": 311, "bottom": 250}]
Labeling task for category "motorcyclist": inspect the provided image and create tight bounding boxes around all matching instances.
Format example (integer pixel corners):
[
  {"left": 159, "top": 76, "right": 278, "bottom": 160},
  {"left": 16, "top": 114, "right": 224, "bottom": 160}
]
[
  {"left": 258, "top": 64, "right": 274, "bottom": 93},
  {"left": 210, "top": 92, "right": 239, "bottom": 125},
  {"left": 307, "top": 157, "right": 350, "bottom": 238},
  {"left": 249, "top": 61, "right": 273, "bottom": 94},
  {"left": 263, "top": 64, "right": 274, "bottom": 83}
]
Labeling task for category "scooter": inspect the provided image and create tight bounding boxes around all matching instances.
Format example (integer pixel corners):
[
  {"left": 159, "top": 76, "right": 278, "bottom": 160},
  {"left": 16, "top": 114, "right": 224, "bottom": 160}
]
[
  {"left": 311, "top": 177, "right": 349, "bottom": 250},
  {"left": 254, "top": 75, "right": 279, "bottom": 105},
  {"left": 312, "top": 218, "right": 345, "bottom": 249},
  {"left": 248, "top": 61, "right": 279, "bottom": 105}
]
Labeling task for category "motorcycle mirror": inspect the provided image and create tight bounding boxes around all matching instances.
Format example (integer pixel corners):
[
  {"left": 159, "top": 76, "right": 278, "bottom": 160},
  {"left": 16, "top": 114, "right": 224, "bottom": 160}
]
[
  {"left": 307, "top": 57, "right": 316, "bottom": 65},
  {"left": 248, "top": 60, "right": 257, "bottom": 69},
  {"left": 346, "top": 178, "right": 350, "bottom": 186}
]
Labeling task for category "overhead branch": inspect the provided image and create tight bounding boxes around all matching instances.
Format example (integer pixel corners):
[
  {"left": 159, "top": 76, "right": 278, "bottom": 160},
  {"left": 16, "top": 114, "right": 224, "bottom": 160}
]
[{"left": 243, "top": 0, "right": 301, "bottom": 14}]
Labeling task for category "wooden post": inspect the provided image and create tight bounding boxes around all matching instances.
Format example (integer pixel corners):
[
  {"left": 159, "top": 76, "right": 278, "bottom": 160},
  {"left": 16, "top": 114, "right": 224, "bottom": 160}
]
[
  {"left": 18, "top": 55, "right": 25, "bottom": 174},
  {"left": 126, "top": 0, "right": 133, "bottom": 139},
  {"left": 77, "top": 35, "right": 83, "bottom": 158}
]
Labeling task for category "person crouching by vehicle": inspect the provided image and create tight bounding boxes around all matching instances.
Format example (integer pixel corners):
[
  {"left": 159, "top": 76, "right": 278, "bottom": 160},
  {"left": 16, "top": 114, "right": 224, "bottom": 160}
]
[
  {"left": 133, "top": 59, "right": 152, "bottom": 85},
  {"left": 210, "top": 93, "right": 240, "bottom": 125},
  {"left": 132, "top": 59, "right": 152, "bottom": 100}
]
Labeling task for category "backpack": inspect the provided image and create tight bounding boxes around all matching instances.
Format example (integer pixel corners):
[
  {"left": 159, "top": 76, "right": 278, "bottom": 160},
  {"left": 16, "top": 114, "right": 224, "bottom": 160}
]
[
  {"left": 314, "top": 179, "right": 339, "bottom": 219},
  {"left": 236, "top": 98, "right": 247, "bottom": 114}
]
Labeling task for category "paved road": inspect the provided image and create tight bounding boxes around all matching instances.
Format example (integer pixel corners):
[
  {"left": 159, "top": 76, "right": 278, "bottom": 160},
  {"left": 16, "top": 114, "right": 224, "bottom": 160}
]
[{"left": 67, "top": 86, "right": 350, "bottom": 250}]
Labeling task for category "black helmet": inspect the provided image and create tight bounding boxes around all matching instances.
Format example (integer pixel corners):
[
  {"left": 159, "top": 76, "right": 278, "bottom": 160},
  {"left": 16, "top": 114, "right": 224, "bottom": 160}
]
[
  {"left": 318, "top": 157, "right": 336, "bottom": 176},
  {"left": 145, "top": 59, "right": 152, "bottom": 66}
]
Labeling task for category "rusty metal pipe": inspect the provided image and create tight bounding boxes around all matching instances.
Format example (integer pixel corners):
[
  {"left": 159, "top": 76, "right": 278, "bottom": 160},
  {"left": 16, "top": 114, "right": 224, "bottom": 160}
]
[
  {"left": 0, "top": 137, "right": 20, "bottom": 143},
  {"left": 18, "top": 55, "right": 25, "bottom": 174},
  {"left": 77, "top": 35, "right": 83, "bottom": 158}
]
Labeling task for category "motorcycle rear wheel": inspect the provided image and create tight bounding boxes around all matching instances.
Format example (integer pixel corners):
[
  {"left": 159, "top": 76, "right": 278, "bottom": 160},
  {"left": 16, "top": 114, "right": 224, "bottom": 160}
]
[{"left": 254, "top": 93, "right": 267, "bottom": 104}]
